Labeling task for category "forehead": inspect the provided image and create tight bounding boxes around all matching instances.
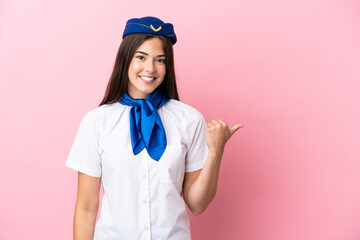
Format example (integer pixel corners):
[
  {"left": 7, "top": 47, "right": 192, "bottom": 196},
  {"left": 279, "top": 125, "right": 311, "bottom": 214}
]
[{"left": 136, "top": 38, "right": 165, "bottom": 55}]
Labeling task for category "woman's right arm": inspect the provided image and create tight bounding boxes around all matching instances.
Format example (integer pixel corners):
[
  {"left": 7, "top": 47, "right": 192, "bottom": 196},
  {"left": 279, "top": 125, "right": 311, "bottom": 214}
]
[{"left": 73, "top": 172, "right": 101, "bottom": 240}]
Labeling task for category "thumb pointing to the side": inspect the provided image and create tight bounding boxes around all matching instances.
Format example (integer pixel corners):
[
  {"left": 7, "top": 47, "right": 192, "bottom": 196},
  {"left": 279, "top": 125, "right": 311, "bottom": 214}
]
[{"left": 229, "top": 124, "right": 244, "bottom": 137}]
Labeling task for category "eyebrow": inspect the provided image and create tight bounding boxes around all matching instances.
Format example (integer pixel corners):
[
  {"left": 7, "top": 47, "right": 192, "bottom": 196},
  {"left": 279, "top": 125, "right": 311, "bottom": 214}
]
[{"left": 135, "top": 51, "right": 165, "bottom": 57}]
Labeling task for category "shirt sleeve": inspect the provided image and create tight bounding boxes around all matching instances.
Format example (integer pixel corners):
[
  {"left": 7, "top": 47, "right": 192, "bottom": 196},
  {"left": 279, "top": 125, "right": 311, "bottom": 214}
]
[
  {"left": 184, "top": 107, "right": 209, "bottom": 172},
  {"left": 65, "top": 110, "right": 102, "bottom": 177}
]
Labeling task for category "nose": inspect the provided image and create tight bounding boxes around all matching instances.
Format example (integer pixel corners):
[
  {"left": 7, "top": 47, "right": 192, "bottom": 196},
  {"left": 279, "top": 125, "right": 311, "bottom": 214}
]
[{"left": 145, "top": 60, "right": 156, "bottom": 73}]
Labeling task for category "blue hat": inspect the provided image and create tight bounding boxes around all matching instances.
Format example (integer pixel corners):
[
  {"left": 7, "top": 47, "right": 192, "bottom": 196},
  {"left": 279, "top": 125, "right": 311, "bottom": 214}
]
[{"left": 122, "top": 16, "right": 177, "bottom": 45}]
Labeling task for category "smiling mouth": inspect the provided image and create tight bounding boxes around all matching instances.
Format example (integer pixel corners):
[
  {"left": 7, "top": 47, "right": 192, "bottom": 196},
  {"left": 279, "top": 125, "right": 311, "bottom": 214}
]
[{"left": 139, "top": 76, "right": 156, "bottom": 82}]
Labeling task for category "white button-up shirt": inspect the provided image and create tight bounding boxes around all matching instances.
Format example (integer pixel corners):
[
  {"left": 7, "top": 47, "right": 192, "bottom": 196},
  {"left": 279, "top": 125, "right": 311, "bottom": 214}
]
[{"left": 65, "top": 99, "right": 209, "bottom": 240}]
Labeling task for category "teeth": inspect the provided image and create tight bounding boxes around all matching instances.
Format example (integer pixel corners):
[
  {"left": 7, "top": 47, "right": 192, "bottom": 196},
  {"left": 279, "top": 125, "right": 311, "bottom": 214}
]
[{"left": 140, "top": 76, "right": 155, "bottom": 81}]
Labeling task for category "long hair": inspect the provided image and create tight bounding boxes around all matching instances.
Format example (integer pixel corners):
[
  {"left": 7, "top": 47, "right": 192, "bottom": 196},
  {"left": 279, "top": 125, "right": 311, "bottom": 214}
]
[{"left": 99, "top": 33, "right": 179, "bottom": 106}]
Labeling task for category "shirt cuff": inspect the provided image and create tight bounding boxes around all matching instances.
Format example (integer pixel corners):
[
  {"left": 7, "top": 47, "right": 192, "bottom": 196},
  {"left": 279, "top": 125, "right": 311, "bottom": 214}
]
[
  {"left": 65, "top": 161, "right": 102, "bottom": 177},
  {"left": 185, "top": 159, "right": 205, "bottom": 172}
]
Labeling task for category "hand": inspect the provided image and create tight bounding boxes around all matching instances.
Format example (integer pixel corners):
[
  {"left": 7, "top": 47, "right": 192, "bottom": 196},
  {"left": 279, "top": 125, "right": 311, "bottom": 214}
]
[{"left": 205, "top": 119, "right": 243, "bottom": 157}]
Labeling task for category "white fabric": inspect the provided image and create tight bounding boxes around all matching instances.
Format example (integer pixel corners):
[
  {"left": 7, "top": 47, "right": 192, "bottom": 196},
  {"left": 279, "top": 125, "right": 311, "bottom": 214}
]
[{"left": 65, "top": 99, "right": 209, "bottom": 240}]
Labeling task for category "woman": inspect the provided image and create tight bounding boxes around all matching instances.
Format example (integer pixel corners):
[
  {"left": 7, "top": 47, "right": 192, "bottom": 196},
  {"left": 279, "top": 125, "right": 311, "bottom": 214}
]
[{"left": 65, "top": 16, "right": 243, "bottom": 240}]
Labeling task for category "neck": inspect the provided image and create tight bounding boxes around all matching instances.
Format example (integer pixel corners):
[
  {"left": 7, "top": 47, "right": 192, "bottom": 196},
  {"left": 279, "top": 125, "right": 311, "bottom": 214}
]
[{"left": 127, "top": 89, "right": 160, "bottom": 100}]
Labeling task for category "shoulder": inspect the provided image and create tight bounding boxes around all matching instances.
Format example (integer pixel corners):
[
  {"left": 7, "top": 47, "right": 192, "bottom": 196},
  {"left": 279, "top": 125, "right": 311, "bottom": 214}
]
[
  {"left": 162, "top": 99, "right": 205, "bottom": 124},
  {"left": 81, "top": 102, "right": 126, "bottom": 125}
]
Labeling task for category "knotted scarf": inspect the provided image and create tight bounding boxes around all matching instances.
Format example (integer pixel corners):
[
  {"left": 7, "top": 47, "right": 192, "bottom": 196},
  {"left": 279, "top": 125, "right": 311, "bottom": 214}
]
[{"left": 119, "top": 89, "right": 169, "bottom": 161}]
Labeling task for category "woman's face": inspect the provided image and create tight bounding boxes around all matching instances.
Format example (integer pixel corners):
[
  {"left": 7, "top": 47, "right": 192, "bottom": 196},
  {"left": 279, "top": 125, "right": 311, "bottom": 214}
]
[{"left": 127, "top": 38, "right": 166, "bottom": 99}]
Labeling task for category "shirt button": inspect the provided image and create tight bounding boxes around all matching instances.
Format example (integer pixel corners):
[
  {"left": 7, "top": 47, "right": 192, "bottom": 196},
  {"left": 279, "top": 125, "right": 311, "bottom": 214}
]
[
  {"left": 142, "top": 174, "right": 147, "bottom": 179},
  {"left": 143, "top": 200, "right": 147, "bottom": 204},
  {"left": 145, "top": 225, "right": 149, "bottom": 230}
]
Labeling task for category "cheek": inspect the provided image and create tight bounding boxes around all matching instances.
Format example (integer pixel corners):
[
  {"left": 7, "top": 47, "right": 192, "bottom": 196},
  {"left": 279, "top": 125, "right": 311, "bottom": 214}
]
[{"left": 128, "top": 61, "right": 141, "bottom": 76}]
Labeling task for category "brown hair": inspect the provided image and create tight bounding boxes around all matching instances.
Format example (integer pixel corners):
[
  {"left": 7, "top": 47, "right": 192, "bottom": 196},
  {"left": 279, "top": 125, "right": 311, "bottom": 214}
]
[{"left": 99, "top": 33, "right": 179, "bottom": 106}]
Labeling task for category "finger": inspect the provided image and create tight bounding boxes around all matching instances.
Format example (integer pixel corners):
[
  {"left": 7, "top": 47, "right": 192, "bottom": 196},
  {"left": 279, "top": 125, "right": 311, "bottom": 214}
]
[
  {"left": 229, "top": 124, "right": 244, "bottom": 137},
  {"left": 206, "top": 123, "right": 215, "bottom": 130},
  {"left": 211, "top": 119, "right": 222, "bottom": 127},
  {"left": 217, "top": 119, "right": 228, "bottom": 128}
]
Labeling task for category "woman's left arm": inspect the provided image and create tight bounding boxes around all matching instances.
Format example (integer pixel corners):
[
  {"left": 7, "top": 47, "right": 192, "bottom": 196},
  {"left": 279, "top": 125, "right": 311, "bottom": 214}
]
[{"left": 182, "top": 119, "right": 243, "bottom": 215}]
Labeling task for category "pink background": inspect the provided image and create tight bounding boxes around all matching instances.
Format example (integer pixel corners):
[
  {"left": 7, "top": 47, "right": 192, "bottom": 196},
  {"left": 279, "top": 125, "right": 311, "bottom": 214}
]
[{"left": 1, "top": 0, "right": 360, "bottom": 239}]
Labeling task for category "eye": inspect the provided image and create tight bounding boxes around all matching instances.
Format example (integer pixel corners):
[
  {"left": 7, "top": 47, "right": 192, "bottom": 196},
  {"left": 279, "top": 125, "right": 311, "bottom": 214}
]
[
  {"left": 157, "top": 58, "right": 166, "bottom": 64},
  {"left": 136, "top": 55, "right": 145, "bottom": 60}
]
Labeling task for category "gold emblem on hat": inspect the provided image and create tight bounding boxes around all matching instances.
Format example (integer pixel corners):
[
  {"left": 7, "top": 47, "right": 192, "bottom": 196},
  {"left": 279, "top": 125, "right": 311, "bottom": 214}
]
[{"left": 150, "top": 24, "right": 162, "bottom": 32}]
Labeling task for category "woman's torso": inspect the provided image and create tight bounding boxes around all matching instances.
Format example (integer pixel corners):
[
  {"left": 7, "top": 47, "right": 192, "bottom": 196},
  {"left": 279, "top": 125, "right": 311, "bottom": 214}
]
[{"left": 90, "top": 99, "right": 206, "bottom": 240}]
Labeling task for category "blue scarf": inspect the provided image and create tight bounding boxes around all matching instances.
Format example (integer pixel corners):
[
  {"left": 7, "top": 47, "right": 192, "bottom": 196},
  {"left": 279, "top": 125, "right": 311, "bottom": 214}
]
[{"left": 119, "top": 89, "right": 169, "bottom": 161}]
